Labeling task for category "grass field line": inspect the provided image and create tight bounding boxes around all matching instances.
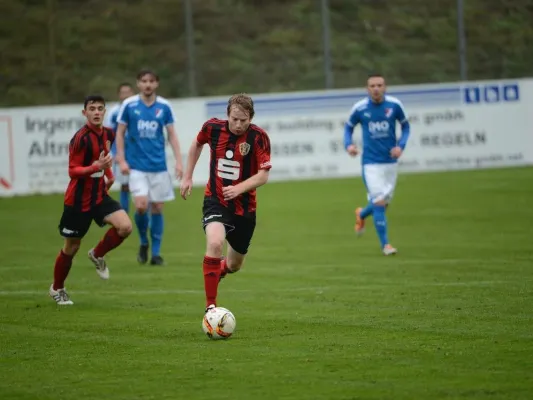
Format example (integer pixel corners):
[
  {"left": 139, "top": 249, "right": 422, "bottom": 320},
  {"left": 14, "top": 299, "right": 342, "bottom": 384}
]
[
  {"left": 0, "top": 279, "right": 524, "bottom": 297},
  {"left": 0, "top": 287, "right": 329, "bottom": 296},
  {"left": 1, "top": 257, "right": 531, "bottom": 272}
]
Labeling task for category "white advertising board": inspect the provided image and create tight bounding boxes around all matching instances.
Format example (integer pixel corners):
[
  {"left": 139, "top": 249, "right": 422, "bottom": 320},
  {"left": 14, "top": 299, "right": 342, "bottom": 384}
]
[
  {"left": 0, "top": 99, "right": 207, "bottom": 197},
  {"left": 204, "top": 79, "right": 533, "bottom": 182},
  {"left": 1, "top": 78, "right": 532, "bottom": 197}
]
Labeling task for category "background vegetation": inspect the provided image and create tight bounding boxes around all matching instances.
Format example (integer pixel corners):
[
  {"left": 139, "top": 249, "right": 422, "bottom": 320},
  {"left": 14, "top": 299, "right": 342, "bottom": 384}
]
[{"left": 2, "top": 0, "right": 532, "bottom": 106}]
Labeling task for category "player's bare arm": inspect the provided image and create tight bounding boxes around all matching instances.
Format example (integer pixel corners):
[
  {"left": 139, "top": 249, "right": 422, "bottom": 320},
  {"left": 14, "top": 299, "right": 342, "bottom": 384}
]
[
  {"left": 166, "top": 124, "right": 184, "bottom": 180},
  {"left": 115, "top": 123, "right": 129, "bottom": 174},
  {"left": 180, "top": 140, "right": 204, "bottom": 200},
  {"left": 222, "top": 169, "right": 270, "bottom": 201}
]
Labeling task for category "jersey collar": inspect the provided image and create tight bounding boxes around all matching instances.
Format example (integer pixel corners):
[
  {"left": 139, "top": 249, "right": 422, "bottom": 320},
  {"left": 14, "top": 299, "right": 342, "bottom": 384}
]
[
  {"left": 368, "top": 95, "right": 385, "bottom": 105},
  {"left": 86, "top": 122, "right": 104, "bottom": 135}
]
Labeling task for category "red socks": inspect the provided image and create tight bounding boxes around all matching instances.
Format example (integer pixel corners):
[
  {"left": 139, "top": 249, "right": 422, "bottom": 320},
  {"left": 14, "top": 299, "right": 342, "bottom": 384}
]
[
  {"left": 203, "top": 256, "right": 221, "bottom": 307},
  {"left": 93, "top": 227, "right": 124, "bottom": 258},
  {"left": 220, "top": 258, "right": 233, "bottom": 279},
  {"left": 53, "top": 228, "right": 124, "bottom": 291},
  {"left": 53, "top": 250, "right": 73, "bottom": 290}
]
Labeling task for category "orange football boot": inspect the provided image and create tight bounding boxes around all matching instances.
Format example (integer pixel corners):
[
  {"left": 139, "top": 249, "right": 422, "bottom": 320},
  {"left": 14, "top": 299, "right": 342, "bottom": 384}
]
[{"left": 355, "top": 207, "right": 365, "bottom": 236}]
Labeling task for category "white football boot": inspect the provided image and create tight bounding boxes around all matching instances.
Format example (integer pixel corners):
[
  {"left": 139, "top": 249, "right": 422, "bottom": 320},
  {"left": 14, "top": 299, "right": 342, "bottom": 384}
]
[
  {"left": 88, "top": 248, "right": 110, "bottom": 280},
  {"left": 382, "top": 244, "right": 398, "bottom": 256},
  {"left": 49, "top": 284, "right": 74, "bottom": 305}
]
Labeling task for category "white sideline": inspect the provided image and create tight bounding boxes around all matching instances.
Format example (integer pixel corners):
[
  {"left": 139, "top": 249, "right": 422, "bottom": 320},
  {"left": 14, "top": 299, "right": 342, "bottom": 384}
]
[
  {"left": 0, "top": 287, "right": 330, "bottom": 296},
  {"left": 0, "top": 280, "right": 523, "bottom": 297}
]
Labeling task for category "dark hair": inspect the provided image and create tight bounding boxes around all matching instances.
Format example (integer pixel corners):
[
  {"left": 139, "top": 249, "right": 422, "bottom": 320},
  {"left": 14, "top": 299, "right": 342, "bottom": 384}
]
[
  {"left": 227, "top": 93, "right": 255, "bottom": 119},
  {"left": 117, "top": 82, "right": 133, "bottom": 92},
  {"left": 367, "top": 73, "right": 385, "bottom": 81},
  {"left": 136, "top": 69, "right": 159, "bottom": 81},
  {"left": 84, "top": 95, "right": 105, "bottom": 109}
]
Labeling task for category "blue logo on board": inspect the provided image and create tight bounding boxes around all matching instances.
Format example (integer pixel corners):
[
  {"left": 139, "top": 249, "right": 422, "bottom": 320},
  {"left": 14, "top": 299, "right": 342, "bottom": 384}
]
[{"left": 464, "top": 83, "right": 519, "bottom": 104}]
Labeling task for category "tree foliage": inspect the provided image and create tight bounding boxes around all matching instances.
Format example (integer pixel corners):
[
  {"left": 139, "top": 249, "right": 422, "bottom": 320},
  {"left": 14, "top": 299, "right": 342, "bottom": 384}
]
[{"left": 1, "top": 0, "right": 532, "bottom": 106}]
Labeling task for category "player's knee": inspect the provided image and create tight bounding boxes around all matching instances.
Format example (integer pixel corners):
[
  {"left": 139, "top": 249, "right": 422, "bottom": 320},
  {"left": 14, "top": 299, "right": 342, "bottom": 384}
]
[
  {"left": 206, "top": 238, "right": 224, "bottom": 257},
  {"left": 117, "top": 220, "right": 133, "bottom": 237},
  {"left": 134, "top": 197, "right": 149, "bottom": 213},
  {"left": 151, "top": 203, "right": 164, "bottom": 214},
  {"left": 68, "top": 243, "right": 81, "bottom": 255},
  {"left": 63, "top": 241, "right": 81, "bottom": 256},
  {"left": 135, "top": 204, "right": 148, "bottom": 214},
  {"left": 227, "top": 258, "right": 244, "bottom": 272}
]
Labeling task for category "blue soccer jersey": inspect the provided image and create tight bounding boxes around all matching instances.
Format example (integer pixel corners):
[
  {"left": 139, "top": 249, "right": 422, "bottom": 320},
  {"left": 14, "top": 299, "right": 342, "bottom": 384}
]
[
  {"left": 117, "top": 95, "right": 175, "bottom": 172},
  {"left": 344, "top": 95, "right": 410, "bottom": 164}
]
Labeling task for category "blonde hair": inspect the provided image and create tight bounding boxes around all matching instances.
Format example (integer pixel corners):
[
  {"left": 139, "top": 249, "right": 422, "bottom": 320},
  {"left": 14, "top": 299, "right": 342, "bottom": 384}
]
[{"left": 227, "top": 93, "right": 255, "bottom": 119}]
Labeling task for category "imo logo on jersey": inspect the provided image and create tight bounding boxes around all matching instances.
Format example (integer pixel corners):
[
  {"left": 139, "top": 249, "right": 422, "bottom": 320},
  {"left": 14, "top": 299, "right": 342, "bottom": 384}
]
[
  {"left": 239, "top": 142, "right": 251, "bottom": 156},
  {"left": 137, "top": 119, "right": 158, "bottom": 139},
  {"left": 368, "top": 120, "right": 390, "bottom": 133}
]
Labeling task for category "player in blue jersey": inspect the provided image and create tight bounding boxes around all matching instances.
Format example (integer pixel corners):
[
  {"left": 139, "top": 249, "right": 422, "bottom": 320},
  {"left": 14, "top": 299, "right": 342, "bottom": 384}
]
[
  {"left": 115, "top": 69, "right": 184, "bottom": 265},
  {"left": 343, "top": 73, "right": 410, "bottom": 255},
  {"left": 104, "top": 82, "right": 135, "bottom": 213}
]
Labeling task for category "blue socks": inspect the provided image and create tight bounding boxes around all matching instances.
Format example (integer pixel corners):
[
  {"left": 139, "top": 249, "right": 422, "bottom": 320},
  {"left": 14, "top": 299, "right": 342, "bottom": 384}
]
[
  {"left": 134, "top": 212, "right": 149, "bottom": 246},
  {"left": 119, "top": 190, "right": 130, "bottom": 213},
  {"left": 360, "top": 201, "right": 373, "bottom": 219},
  {"left": 150, "top": 213, "right": 163, "bottom": 257},
  {"left": 372, "top": 204, "right": 389, "bottom": 248},
  {"left": 134, "top": 208, "right": 164, "bottom": 256}
]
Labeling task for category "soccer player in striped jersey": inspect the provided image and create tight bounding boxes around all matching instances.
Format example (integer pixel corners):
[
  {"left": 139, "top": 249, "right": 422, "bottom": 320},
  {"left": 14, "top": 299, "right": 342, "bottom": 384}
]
[
  {"left": 344, "top": 74, "right": 411, "bottom": 255},
  {"left": 104, "top": 82, "right": 135, "bottom": 213},
  {"left": 50, "top": 95, "right": 133, "bottom": 305},
  {"left": 180, "top": 94, "right": 272, "bottom": 312}
]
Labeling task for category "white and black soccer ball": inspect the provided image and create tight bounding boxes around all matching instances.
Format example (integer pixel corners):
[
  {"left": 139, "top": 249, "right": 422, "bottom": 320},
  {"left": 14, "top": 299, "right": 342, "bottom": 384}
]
[{"left": 202, "top": 307, "right": 236, "bottom": 340}]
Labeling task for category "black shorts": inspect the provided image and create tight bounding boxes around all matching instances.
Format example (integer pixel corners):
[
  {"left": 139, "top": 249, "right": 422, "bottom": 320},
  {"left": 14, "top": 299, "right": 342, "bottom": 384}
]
[
  {"left": 58, "top": 195, "right": 122, "bottom": 238},
  {"left": 202, "top": 198, "right": 256, "bottom": 255}
]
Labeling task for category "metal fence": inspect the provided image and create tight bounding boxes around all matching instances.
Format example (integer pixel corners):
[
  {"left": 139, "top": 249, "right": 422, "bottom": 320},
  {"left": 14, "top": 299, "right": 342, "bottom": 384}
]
[{"left": 179, "top": 0, "right": 531, "bottom": 97}]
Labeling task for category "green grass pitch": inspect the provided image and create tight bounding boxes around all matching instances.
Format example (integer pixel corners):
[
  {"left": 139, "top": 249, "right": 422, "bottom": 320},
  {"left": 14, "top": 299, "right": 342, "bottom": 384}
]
[{"left": 0, "top": 167, "right": 532, "bottom": 400}]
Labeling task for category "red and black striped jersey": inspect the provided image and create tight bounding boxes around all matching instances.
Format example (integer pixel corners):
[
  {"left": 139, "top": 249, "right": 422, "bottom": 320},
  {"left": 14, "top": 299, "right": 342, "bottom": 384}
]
[
  {"left": 64, "top": 124, "right": 115, "bottom": 212},
  {"left": 197, "top": 118, "right": 272, "bottom": 216}
]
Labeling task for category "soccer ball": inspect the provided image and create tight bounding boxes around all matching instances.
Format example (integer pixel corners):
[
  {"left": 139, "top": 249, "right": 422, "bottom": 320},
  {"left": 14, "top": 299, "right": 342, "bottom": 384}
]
[{"left": 202, "top": 307, "right": 236, "bottom": 339}]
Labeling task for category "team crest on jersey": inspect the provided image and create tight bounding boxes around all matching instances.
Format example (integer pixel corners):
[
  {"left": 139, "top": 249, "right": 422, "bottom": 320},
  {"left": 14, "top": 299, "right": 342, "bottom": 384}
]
[
  {"left": 239, "top": 142, "right": 251, "bottom": 156},
  {"left": 385, "top": 108, "right": 393, "bottom": 118},
  {"left": 105, "top": 140, "right": 111, "bottom": 152},
  {"left": 155, "top": 108, "right": 163, "bottom": 118}
]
